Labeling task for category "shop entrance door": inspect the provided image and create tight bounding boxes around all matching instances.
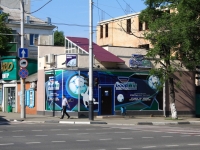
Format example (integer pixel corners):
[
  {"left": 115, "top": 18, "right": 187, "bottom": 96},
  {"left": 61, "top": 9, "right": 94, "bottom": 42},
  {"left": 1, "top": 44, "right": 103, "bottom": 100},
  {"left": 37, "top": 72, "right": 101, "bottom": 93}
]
[
  {"left": 4, "top": 87, "right": 16, "bottom": 112},
  {"left": 100, "top": 86, "right": 113, "bottom": 115}
]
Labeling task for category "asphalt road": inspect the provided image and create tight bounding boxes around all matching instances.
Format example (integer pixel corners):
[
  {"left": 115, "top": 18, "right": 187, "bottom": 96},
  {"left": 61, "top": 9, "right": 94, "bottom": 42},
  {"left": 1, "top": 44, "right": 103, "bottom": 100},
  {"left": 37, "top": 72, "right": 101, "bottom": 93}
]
[{"left": 0, "top": 122, "right": 200, "bottom": 150}]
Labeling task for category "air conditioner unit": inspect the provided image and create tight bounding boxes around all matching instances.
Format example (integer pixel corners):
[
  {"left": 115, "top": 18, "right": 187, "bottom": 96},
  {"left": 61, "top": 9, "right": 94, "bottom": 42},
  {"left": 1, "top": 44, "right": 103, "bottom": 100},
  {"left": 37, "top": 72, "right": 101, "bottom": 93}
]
[{"left": 45, "top": 54, "right": 54, "bottom": 64}]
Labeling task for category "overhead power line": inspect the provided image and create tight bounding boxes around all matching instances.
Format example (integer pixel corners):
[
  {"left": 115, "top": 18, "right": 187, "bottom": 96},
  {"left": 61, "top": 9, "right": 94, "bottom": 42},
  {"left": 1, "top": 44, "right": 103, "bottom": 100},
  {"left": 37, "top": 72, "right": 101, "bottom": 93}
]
[
  {"left": 115, "top": 0, "right": 127, "bottom": 15},
  {"left": 26, "top": 0, "right": 52, "bottom": 14}
]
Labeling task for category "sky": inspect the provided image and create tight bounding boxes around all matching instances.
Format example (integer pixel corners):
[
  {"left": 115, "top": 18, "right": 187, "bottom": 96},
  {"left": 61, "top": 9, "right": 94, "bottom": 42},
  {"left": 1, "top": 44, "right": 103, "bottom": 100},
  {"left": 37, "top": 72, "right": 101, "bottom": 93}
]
[{"left": 30, "top": 0, "right": 146, "bottom": 41}]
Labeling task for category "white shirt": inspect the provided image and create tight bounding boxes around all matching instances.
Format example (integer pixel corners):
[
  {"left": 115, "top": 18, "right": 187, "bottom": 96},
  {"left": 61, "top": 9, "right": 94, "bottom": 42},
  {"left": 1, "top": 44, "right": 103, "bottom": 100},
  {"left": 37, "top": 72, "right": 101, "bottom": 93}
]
[{"left": 62, "top": 97, "right": 68, "bottom": 106}]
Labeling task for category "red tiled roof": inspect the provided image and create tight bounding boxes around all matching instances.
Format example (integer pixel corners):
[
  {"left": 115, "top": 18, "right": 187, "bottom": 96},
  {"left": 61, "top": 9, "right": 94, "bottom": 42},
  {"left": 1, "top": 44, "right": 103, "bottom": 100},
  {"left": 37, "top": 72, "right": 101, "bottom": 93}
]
[{"left": 66, "top": 37, "right": 124, "bottom": 63}]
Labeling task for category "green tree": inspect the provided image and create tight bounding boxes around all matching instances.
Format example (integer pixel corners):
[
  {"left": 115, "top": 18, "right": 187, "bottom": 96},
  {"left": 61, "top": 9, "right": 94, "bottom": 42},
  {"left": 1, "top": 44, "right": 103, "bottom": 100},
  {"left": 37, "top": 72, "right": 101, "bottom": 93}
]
[
  {"left": 54, "top": 30, "right": 65, "bottom": 46},
  {"left": 139, "top": 0, "right": 200, "bottom": 119},
  {"left": 0, "top": 13, "right": 12, "bottom": 56}
]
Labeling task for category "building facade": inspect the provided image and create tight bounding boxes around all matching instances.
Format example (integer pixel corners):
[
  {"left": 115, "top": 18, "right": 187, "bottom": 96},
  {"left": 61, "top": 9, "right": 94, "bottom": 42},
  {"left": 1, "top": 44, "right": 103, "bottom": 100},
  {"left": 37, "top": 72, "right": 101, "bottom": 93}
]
[
  {"left": 0, "top": 0, "right": 30, "bottom": 12},
  {"left": 96, "top": 12, "right": 196, "bottom": 117},
  {"left": 36, "top": 37, "right": 196, "bottom": 117},
  {"left": 96, "top": 12, "right": 150, "bottom": 49},
  {"left": 0, "top": 56, "right": 37, "bottom": 114},
  {"left": 1, "top": 4, "right": 55, "bottom": 59},
  {"left": 0, "top": 4, "right": 55, "bottom": 114}
]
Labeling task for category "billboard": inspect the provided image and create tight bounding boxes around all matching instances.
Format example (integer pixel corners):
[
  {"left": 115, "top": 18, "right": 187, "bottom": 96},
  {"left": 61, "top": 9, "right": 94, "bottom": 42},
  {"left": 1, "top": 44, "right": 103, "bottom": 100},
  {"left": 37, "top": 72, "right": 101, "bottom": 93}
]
[{"left": 45, "top": 70, "right": 162, "bottom": 112}]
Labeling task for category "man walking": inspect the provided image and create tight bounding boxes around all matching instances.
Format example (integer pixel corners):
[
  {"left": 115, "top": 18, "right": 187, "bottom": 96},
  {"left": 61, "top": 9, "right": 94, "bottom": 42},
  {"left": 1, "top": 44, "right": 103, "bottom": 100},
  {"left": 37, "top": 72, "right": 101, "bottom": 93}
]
[{"left": 60, "top": 95, "right": 70, "bottom": 119}]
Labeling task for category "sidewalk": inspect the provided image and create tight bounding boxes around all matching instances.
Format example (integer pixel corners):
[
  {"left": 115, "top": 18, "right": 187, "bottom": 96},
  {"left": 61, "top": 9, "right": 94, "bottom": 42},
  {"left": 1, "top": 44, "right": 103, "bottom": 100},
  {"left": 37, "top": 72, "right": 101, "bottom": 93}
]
[{"left": 1, "top": 112, "right": 200, "bottom": 125}]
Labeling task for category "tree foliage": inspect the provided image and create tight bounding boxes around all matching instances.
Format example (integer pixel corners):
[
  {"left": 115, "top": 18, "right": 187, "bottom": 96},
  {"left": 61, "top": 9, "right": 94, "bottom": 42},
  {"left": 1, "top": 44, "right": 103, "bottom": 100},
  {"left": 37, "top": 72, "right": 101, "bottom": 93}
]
[
  {"left": 54, "top": 30, "right": 65, "bottom": 46},
  {"left": 0, "top": 13, "right": 12, "bottom": 56},
  {"left": 139, "top": 0, "right": 200, "bottom": 118}
]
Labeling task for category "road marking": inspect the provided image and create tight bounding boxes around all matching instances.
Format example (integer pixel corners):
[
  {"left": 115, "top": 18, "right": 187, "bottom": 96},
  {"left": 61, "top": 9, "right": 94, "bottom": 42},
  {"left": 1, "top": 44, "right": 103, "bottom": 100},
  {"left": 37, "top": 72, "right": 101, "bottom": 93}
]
[
  {"left": 167, "top": 132, "right": 177, "bottom": 133},
  {"left": 35, "top": 135, "right": 48, "bottom": 137},
  {"left": 195, "top": 135, "right": 200, "bottom": 136},
  {"left": 121, "top": 138, "right": 133, "bottom": 140},
  {"left": 153, "top": 131, "right": 161, "bottom": 132},
  {"left": 52, "top": 141, "right": 66, "bottom": 143},
  {"left": 117, "top": 148, "right": 132, "bottom": 150},
  {"left": 142, "top": 146, "right": 156, "bottom": 149},
  {"left": 77, "top": 133, "right": 89, "bottom": 135},
  {"left": 142, "top": 137, "right": 154, "bottom": 138},
  {"left": 0, "top": 137, "right": 2, "bottom": 138},
  {"left": 99, "top": 138, "right": 112, "bottom": 141},
  {"left": 165, "top": 145, "right": 179, "bottom": 147},
  {"left": 26, "top": 142, "right": 41, "bottom": 144},
  {"left": 13, "top": 136, "right": 25, "bottom": 138},
  {"left": 32, "top": 130, "right": 42, "bottom": 132},
  {"left": 162, "top": 136, "right": 173, "bottom": 137},
  {"left": 57, "top": 134, "right": 69, "bottom": 136},
  {"left": 188, "top": 144, "right": 200, "bottom": 146},
  {"left": 12, "top": 130, "right": 23, "bottom": 132},
  {"left": 69, "top": 129, "right": 79, "bottom": 130},
  {"left": 76, "top": 140, "right": 90, "bottom": 142},
  {"left": 181, "top": 133, "right": 197, "bottom": 135},
  {"left": 0, "top": 143, "right": 14, "bottom": 146},
  {"left": 50, "top": 129, "right": 61, "bottom": 131},
  {"left": 115, "top": 132, "right": 125, "bottom": 133},
  {"left": 0, "top": 131, "right": 2, "bottom": 132}
]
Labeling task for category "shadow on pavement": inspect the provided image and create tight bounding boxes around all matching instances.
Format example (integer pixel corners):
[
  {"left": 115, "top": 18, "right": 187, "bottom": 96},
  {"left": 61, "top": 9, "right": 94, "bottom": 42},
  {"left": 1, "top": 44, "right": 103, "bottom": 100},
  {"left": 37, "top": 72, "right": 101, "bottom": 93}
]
[{"left": 0, "top": 115, "right": 10, "bottom": 125}]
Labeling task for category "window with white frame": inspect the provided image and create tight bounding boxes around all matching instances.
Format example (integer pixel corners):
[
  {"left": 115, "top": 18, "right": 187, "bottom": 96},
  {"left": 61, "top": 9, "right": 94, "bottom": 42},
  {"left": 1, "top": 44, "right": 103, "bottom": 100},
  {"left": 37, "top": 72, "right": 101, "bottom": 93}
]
[
  {"left": 65, "top": 39, "right": 88, "bottom": 54},
  {"left": 30, "top": 34, "right": 39, "bottom": 46}
]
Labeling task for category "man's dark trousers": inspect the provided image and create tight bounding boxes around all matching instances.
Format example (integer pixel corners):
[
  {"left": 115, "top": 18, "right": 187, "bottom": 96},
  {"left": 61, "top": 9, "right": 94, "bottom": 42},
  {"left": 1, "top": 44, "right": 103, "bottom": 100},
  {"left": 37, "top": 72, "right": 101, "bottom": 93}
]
[{"left": 61, "top": 106, "right": 70, "bottom": 119}]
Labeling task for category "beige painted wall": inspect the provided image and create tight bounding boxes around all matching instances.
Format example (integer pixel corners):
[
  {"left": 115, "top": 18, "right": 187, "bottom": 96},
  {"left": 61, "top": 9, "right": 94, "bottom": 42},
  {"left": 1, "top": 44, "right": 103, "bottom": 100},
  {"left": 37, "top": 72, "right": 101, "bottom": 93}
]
[
  {"left": 38, "top": 46, "right": 65, "bottom": 58},
  {"left": 97, "top": 14, "right": 150, "bottom": 47}
]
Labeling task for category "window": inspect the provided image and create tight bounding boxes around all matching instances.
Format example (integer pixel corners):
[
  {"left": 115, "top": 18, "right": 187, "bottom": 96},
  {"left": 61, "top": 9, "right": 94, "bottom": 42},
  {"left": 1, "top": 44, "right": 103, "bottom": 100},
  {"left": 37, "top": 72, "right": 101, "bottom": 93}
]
[
  {"left": 66, "top": 39, "right": 69, "bottom": 49},
  {"left": 100, "top": 25, "right": 103, "bottom": 38},
  {"left": 139, "top": 21, "right": 143, "bottom": 31},
  {"left": 139, "top": 44, "right": 149, "bottom": 50},
  {"left": 30, "top": 34, "right": 39, "bottom": 46},
  {"left": 127, "top": 19, "right": 131, "bottom": 33},
  {"left": 145, "top": 22, "right": 149, "bottom": 30},
  {"left": 11, "top": 30, "right": 18, "bottom": 42},
  {"left": 105, "top": 24, "right": 108, "bottom": 37}
]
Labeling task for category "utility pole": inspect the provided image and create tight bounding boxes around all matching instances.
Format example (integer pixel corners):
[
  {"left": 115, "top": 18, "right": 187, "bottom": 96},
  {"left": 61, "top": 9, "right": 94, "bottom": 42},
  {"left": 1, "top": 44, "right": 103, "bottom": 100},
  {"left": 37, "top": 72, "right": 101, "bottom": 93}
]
[
  {"left": 20, "top": 0, "right": 25, "bottom": 119},
  {"left": 89, "top": 0, "right": 94, "bottom": 120}
]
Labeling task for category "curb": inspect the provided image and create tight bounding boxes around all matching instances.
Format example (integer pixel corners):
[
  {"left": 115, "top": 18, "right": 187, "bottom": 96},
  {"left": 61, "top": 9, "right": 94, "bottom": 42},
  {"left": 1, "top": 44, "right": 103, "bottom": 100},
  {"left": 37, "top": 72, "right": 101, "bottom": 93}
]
[
  {"left": 10, "top": 119, "right": 24, "bottom": 122},
  {"left": 5, "top": 119, "right": 200, "bottom": 125},
  {"left": 137, "top": 122, "right": 153, "bottom": 125},
  {"left": 8, "top": 119, "right": 107, "bottom": 125}
]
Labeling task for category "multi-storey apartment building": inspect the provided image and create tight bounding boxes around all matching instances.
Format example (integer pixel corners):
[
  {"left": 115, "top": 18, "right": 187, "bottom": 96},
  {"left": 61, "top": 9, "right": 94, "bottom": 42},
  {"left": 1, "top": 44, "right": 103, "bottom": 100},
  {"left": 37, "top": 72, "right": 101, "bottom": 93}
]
[
  {"left": 0, "top": 0, "right": 30, "bottom": 12},
  {"left": 0, "top": 4, "right": 55, "bottom": 113},
  {"left": 1, "top": 4, "right": 55, "bottom": 59}
]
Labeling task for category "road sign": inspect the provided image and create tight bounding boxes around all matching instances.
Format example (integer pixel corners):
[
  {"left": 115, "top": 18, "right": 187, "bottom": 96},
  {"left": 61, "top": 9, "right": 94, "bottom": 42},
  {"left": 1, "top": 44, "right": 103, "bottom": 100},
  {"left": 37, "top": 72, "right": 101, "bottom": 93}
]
[
  {"left": 18, "top": 68, "right": 29, "bottom": 79},
  {"left": 19, "top": 58, "right": 28, "bottom": 68},
  {"left": 18, "top": 48, "right": 28, "bottom": 58}
]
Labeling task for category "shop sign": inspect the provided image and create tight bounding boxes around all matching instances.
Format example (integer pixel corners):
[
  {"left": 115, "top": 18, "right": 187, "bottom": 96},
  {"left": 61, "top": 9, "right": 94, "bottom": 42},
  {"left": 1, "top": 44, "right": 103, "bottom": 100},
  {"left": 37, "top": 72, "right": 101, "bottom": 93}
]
[
  {"left": 1, "top": 59, "right": 18, "bottom": 80},
  {"left": 1, "top": 62, "right": 14, "bottom": 72},
  {"left": 66, "top": 54, "right": 77, "bottom": 67},
  {"left": 129, "top": 54, "right": 152, "bottom": 68}
]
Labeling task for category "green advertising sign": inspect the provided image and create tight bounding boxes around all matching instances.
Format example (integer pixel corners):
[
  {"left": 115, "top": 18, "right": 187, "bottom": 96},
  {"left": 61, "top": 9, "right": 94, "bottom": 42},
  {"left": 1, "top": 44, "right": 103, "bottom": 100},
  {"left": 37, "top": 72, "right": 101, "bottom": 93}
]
[{"left": 1, "top": 56, "right": 19, "bottom": 80}]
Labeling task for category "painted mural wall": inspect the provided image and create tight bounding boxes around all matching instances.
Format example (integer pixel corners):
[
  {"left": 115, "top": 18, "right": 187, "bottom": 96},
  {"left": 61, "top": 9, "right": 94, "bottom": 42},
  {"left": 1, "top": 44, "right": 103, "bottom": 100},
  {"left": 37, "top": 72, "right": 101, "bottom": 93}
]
[{"left": 44, "top": 70, "right": 163, "bottom": 112}]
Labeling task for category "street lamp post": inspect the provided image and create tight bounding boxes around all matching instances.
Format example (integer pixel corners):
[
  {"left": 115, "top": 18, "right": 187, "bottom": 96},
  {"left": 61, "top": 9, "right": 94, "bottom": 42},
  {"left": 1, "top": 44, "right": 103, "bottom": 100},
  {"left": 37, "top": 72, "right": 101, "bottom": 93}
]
[
  {"left": 20, "top": 0, "right": 25, "bottom": 119},
  {"left": 89, "top": 0, "right": 94, "bottom": 120}
]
